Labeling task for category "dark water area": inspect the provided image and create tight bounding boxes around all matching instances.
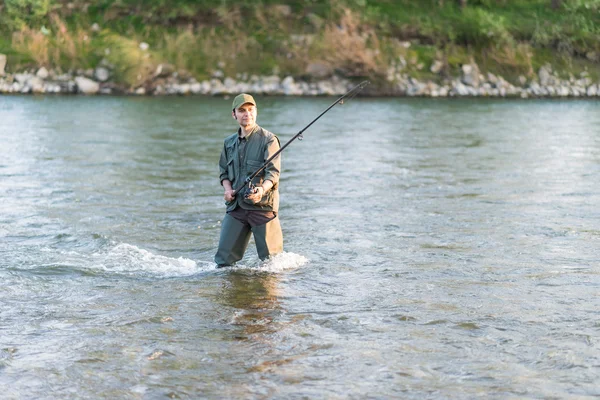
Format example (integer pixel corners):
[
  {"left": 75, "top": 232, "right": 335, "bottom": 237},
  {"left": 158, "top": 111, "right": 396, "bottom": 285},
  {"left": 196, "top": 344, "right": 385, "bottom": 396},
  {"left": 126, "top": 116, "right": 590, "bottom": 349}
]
[{"left": 1, "top": 95, "right": 599, "bottom": 399}]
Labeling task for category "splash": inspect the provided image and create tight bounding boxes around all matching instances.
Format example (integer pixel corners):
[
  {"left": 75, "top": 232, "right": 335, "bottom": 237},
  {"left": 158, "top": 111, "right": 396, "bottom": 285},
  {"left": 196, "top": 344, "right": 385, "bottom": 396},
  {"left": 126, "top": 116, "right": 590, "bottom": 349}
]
[
  {"left": 89, "top": 243, "right": 212, "bottom": 277},
  {"left": 230, "top": 251, "right": 309, "bottom": 273}
]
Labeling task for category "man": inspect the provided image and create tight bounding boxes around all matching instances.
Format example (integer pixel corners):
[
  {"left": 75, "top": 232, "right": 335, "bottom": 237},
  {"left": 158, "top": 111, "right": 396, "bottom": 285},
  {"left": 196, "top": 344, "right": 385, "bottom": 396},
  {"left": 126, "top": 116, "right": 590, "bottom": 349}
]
[{"left": 214, "top": 93, "right": 283, "bottom": 267}]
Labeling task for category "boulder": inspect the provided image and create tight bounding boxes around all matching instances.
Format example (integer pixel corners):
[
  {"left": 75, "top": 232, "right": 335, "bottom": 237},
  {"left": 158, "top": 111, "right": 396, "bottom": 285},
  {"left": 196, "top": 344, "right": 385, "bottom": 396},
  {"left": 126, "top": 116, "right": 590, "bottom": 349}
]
[
  {"left": 29, "top": 77, "right": 45, "bottom": 93},
  {"left": 538, "top": 65, "right": 552, "bottom": 86},
  {"left": 461, "top": 63, "right": 480, "bottom": 87},
  {"left": 36, "top": 67, "right": 49, "bottom": 79},
  {"left": 430, "top": 60, "right": 444, "bottom": 74},
  {"left": 94, "top": 67, "right": 110, "bottom": 82},
  {"left": 0, "top": 54, "right": 6, "bottom": 76},
  {"left": 14, "top": 73, "right": 33, "bottom": 84},
  {"left": 153, "top": 63, "right": 175, "bottom": 78},
  {"left": 75, "top": 76, "right": 100, "bottom": 94}
]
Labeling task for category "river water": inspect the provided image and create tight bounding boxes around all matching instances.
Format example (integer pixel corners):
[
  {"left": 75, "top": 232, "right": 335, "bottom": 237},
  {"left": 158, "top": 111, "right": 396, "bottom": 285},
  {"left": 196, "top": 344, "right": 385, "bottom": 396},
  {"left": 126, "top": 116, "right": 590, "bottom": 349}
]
[{"left": 1, "top": 95, "right": 599, "bottom": 399}]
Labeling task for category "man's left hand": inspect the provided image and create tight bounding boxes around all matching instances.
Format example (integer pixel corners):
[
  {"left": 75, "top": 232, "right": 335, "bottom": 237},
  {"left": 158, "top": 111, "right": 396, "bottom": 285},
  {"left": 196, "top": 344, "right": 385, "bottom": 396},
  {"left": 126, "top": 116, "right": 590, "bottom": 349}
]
[{"left": 245, "top": 186, "right": 264, "bottom": 204}]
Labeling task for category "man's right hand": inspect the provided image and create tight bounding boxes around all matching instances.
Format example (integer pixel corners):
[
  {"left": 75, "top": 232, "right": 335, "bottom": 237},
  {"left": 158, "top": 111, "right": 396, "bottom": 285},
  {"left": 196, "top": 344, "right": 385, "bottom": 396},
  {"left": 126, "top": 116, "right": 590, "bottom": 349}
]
[{"left": 224, "top": 189, "right": 235, "bottom": 202}]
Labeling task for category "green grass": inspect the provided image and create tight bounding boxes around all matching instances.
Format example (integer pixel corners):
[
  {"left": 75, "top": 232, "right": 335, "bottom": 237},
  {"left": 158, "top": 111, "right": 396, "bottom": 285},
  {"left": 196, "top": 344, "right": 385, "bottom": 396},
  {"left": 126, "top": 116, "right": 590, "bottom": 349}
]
[{"left": 0, "top": 0, "right": 598, "bottom": 87}]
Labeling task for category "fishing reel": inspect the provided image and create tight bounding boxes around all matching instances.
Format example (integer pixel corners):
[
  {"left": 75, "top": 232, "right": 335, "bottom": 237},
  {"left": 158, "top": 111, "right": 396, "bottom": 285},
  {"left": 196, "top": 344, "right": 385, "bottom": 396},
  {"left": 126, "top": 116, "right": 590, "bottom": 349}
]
[{"left": 243, "top": 182, "right": 258, "bottom": 199}]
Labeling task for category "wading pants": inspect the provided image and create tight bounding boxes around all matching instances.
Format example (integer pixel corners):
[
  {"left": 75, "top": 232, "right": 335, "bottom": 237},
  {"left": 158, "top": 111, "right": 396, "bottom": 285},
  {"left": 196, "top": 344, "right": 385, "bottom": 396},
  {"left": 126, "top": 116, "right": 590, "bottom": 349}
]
[{"left": 214, "top": 210, "right": 283, "bottom": 266}]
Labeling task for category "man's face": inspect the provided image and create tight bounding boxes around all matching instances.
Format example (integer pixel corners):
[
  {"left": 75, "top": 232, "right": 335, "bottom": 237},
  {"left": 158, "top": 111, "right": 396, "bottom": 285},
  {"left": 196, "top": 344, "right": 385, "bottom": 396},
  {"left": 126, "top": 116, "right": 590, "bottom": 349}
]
[{"left": 232, "top": 103, "right": 257, "bottom": 128}]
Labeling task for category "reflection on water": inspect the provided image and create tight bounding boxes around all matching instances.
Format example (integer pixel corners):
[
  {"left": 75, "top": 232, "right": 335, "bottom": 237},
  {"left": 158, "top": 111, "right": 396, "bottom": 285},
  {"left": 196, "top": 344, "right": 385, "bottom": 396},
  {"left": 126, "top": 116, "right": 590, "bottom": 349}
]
[
  {"left": 0, "top": 96, "right": 599, "bottom": 398},
  {"left": 218, "top": 271, "right": 283, "bottom": 338}
]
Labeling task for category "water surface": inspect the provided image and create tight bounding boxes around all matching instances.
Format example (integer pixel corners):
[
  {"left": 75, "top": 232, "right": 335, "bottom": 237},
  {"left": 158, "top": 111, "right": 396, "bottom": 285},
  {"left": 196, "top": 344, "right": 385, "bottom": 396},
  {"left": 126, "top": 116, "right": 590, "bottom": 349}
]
[{"left": 1, "top": 95, "right": 599, "bottom": 399}]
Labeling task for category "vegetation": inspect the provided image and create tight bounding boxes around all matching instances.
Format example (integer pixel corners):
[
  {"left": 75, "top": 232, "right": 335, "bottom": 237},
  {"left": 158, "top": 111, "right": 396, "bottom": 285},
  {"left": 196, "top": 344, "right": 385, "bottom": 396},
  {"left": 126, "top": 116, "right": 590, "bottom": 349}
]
[{"left": 1, "top": 0, "right": 599, "bottom": 86}]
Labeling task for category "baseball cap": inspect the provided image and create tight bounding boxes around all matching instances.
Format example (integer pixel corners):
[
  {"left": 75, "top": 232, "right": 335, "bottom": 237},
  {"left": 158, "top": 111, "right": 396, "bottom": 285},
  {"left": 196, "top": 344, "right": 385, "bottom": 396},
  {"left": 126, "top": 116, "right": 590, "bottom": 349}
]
[{"left": 232, "top": 93, "right": 256, "bottom": 111}]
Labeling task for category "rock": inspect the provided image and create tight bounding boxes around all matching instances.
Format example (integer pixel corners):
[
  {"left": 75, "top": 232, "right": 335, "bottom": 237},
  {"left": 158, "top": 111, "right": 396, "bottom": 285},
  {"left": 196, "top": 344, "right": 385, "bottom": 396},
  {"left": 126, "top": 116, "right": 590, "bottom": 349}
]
[
  {"left": 91, "top": 23, "right": 101, "bottom": 32},
  {"left": 305, "top": 62, "right": 332, "bottom": 79},
  {"left": 135, "top": 87, "right": 146, "bottom": 95},
  {"left": 430, "top": 60, "right": 444, "bottom": 74},
  {"left": 75, "top": 76, "right": 100, "bottom": 94},
  {"left": 36, "top": 67, "right": 49, "bottom": 79},
  {"left": 139, "top": 42, "right": 149, "bottom": 51},
  {"left": 557, "top": 86, "right": 570, "bottom": 97},
  {"left": 452, "top": 81, "right": 470, "bottom": 96},
  {"left": 538, "top": 65, "right": 552, "bottom": 86},
  {"left": 210, "top": 79, "right": 225, "bottom": 95},
  {"left": 588, "top": 85, "right": 599, "bottom": 97},
  {"left": 153, "top": 63, "right": 175, "bottom": 78},
  {"left": 223, "top": 77, "right": 237, "bottom": 92},
  {"left": 200, "top": 80, "right": 211, "bottom": 94},
  {"left": 94, "top": 66, "right": 110, "bottom": 82},
  {"left": 29, "top": 77, "right": 45, "bottom": 93},
  {"left": 518, "top": 75, "right": 527, "bottom": 86},
  {"left": 0, "top": 54, "right": 6, "bottom": 76},
  {"left": 461, "top": 63, "right": 480, "bottom": 87},
  {"left": 177, "top": 84, "right": 191, "bottom": 95},
  {"left": 487, "top": 72, "right": 499, "bottom": 85},
  {"left": 586, "top": 51, "right": 598, "bottom": 61},
  {"left": 14, "top": 73, "right": 32, "bottom": 84}
]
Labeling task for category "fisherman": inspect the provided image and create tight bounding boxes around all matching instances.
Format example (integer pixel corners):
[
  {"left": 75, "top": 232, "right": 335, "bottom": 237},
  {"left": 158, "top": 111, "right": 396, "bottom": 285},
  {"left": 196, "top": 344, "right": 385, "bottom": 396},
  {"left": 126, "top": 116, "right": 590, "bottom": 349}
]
[{"left": 214, "top": 93, "right": 283, "bottom": 267}]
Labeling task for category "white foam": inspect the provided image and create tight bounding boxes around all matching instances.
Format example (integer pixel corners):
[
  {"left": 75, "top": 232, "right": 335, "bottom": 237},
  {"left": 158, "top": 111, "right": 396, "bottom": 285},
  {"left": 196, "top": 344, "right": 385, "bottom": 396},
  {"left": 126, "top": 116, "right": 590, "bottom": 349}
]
[
  {"left": 89, "top": 243, "right": 213, "bottom": 277},
  {"left": 231, "top": 251, "right": 309, "bottom": 273}
]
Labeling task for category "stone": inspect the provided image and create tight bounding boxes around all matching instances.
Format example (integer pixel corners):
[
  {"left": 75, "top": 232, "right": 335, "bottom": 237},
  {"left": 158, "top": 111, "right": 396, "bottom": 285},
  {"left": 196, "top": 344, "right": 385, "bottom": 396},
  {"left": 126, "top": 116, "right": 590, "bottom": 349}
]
[
  {"left": 223, "top": 77, "right": 237, "bottom": 91},
  {"left": 153, "top": 63, "right": 175, "bottom": 78},
  {"left": 190, "top": 83, "right": 202, "bottom": 94},
  {"left": 0, "top": 54, "right": 6, "bottom": 76},
  {"left": 177, "top": 84, "right": 191, "bottom": 95},
  {"left": 91, "top": 23, "right": 101, "bottom": 32},
  {"left": 29, "top": 77, "right": 45, "bottom": 93},
  {"left": 14, "top": 73, "right": 32, "bottom": 84},
  {"left": 36, "top": 67, "right": 49, "bottom": 79},
  {"left": 461, "top": 63, "right": 480, "bottom": 87},
  {"left": 139, "top": 42, "right": 149, "bottom": 51},
  {"left": 487, "top": 72, "right": 499, "bottom": 85},
  {"left": 589, "top": 85, "right": 599, "bottom": 97},
  {"left": 538, "top": 65, "right": 552, "bottom": 86},
  {"left": 305, "top": 62, "right": 332, "bottom": 79},
  {"left": 430, "top": 60, "right": 444, "bottom": 74},
  {"left": 75, "top": 76, "right": 100, "bottom": 94},
  {"left": 94, "top": 66, "right": 110, "bottom": 82},
  {"left": 282, "top": 76, "right": 300, "bottom": 95}
]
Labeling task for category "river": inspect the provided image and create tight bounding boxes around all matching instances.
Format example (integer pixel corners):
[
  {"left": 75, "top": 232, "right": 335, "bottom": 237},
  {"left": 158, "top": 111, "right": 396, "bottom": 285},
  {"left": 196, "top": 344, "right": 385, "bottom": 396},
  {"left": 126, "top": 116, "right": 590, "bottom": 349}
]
[{"left": 1, "top": 95, "right": 599, "bottom": 399}]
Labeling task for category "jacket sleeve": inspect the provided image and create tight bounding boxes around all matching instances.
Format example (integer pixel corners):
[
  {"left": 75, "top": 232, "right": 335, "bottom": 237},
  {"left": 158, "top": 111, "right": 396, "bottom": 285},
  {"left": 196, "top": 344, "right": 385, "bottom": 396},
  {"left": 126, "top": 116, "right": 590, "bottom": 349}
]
[
  {"left": 218, "top": 141, "right": 229, "bottom": 185},
  {"left": 262, "top": 134, "right": 281, "bottom": 185}
]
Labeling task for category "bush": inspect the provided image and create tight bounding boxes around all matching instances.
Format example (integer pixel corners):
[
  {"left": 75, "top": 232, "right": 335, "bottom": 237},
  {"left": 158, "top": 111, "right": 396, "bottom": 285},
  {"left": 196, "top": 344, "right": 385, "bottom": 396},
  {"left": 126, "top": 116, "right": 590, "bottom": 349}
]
[{"left": 1, "top": 0, "right": 53, "bottom": 30}]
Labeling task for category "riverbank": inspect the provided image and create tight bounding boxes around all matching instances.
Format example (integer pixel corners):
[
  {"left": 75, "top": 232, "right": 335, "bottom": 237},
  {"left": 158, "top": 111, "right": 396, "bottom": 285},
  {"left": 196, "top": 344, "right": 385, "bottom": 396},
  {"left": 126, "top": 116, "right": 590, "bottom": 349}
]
[
  {"left": 1, "top": 1, "right": 598, "bottom": 98},
  {"left": 1, "top": 62, "right": 599, "bottom": 98}
]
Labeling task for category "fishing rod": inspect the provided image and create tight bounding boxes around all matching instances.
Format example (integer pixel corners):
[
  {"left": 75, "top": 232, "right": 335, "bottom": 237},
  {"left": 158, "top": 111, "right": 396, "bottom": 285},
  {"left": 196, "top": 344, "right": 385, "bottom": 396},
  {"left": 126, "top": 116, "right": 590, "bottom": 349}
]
[{"left": 233, "top": 80, "right": 370, "bottom": 197}]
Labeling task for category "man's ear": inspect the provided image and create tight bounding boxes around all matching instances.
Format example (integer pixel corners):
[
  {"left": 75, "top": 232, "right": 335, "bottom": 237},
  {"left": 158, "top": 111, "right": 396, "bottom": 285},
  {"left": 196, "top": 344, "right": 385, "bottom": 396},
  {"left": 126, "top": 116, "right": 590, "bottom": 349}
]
[{"left": 232, "top": 110, "right": 236, "bottom": 119}]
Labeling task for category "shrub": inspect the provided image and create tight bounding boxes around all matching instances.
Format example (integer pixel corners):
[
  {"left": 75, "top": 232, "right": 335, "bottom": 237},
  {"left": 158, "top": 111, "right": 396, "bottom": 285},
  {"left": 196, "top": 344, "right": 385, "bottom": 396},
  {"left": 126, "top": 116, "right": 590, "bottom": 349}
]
[{"left": 2, "top": 0, "right": 53, "bottom": 30}]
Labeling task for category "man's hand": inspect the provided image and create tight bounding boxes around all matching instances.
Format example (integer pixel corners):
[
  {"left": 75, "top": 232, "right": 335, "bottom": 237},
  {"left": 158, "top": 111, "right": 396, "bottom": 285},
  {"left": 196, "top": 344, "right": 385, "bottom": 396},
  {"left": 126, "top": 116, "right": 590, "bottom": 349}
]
[
  {"left": 244, "top": 186, "right": 264, "bottom": 204},
  {"left": 224, "top": 189, "right": 235, "bottom": 202}
]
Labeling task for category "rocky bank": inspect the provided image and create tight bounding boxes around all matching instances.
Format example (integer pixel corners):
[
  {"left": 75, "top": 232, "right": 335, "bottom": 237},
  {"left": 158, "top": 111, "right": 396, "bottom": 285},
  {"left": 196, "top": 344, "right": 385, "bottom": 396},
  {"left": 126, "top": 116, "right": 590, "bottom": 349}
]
[{"left": 0, "top": 53, "right": 598, "bottom": 98}]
